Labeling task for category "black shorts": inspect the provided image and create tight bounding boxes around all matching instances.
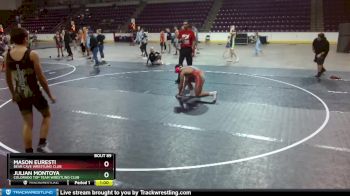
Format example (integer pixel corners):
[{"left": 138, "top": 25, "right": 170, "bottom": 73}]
[
  {"left": 17, "top": 94, "right": 49, "bottom": 114},
  {"left": 314, "top": 55, "right": 326, "bottom": 65},
  {"left": 70, "top": 32, "right": 77, "bottom": 40}
]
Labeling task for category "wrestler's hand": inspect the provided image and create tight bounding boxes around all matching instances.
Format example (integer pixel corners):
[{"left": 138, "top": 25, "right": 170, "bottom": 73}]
[
  {"left": 176, "top": 94, "right": 183, "bottom": 99},
  {"left": 49, "top": 96, "right": 56, "bottom": 104},
  {"left": 12, "top": 93, "right": 21, "bottom": 103}
]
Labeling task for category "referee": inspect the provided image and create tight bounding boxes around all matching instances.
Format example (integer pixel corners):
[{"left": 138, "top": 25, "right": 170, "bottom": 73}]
[{"left": 176, "top": 21, "right": 196, "bottom": 84}]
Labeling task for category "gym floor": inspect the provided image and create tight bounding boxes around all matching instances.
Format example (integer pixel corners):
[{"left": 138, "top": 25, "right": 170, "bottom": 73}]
[{"left": 0, "top": 43, "right": 350, "bottom": 189}]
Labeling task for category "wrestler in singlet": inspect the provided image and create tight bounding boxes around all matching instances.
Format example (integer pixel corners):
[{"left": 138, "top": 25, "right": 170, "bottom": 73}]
[{"left": 176, "top": 65, "right": 217, "bottom": 101}]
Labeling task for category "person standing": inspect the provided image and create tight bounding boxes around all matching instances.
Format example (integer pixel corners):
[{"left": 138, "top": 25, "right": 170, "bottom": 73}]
[
  {"left": 32, "top": 30, "right": 38, "bottom": 48},
  {"left": 223, "top": 35, "right": 231, "bottom": 58},
  {"left": 136, "top": 27, "right": 144, "bottom": 56},
  {"left": 160, "top": 30, "right": 166, "bottom": 53},
  {"left": 0, "top": 24, "right": 4, "bottom": 34},
  {"left": 254, "top": 32, "right": 262, "bottom": 56},
  {"left": 4, "top": 27, "right": 56, "bottom": 153},
  {"left": 70, "top": 20, "right": 77, "bottom": 50},
  {"left": 191, "top": 25, "right": 199, "bottom": 55},
  {"left": 0, "top": 34, "right": 7, "bottom": 55},
  {"left": 54, "top": 31, "right": 64, "bottom": 58},
  {"left": 0, "top": 35, "right": 6, "bottom": 71},
  {"left": 176, "top": 21, "right": 196, "bottom": 83},
  {"left": 28, "top": 31, "right": 33, "bottom": 49},
  {"left": 16, "top": 15, "right": 20, "bottom": 25},
  {"left": 313, "top": 33, "right": 330, "bottom": 78},
  {"left": 173, "top": 26, "right": 179, "bottom": 55},
  {"left": 0, "top": 55, "right": 4, "bottom": 72},
  {"left": 85, "top": 27, "right": 91, "bottom": 59},
  {"left": 89, "top": 31, "right": 100, "bottom": 75},
  {"left": 96, "top": 29, "right": 105, "bottom": 61},
  {"left": 78, "top": 29, "right": 85, "bottom": 55},
  {"left": 228, "top": 25, "right": 239, "bottom": 63},
  {"left": 128, "top": 18, "right": 136, "bottom": 46},
  {"left": 140, "top": 30, "right": 148, "bottom": 59},
  {"left": 89, "top": 31, "right": 99, "bottom": 67},
  {"left": 63, "top": 29, "right": 73, "bottom": 60},
  {"left": 0, "top": 33, "right": 9, "bottom": 71},
  {"left": 77, "top": 29, "right": 83, "bottom": 53},
  {"left": 178, "top": 21, "right": 196, "bottom": 66},
  {"left": 166, "top": 28, "right": 172, "bottom": 54},
  {"left": 135, "top": 26, "right": 142, "bottom": 45}
]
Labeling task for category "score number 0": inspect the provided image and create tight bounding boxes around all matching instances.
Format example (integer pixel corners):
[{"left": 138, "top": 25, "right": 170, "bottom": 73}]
[{"left": 104, "top": 161, "right": 110, "bottom": 178}]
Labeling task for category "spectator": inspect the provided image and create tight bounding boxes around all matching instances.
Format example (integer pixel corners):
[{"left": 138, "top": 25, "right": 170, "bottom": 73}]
[
  {"left": 89, "top": 31, "right": 99, "bottom": 66},
  {"left": 160, "top": 30, "right": 166, "bottom": 53},
  {"left": 70, "top": 21, "right": 77, "bottom": 50},
  {"left": 83, "top": 27, "right": 91, "bottom": 58},
  {"left": 166, "top": 28, "right": 172, "bottom": 54},
  {"left": 135, "top": 26, "right": 142, "bottom": 45},
  {"left": 173, "top": 26, "right": 179, "bottom": 55},
  {"left": 32, "top": 31, "right": 38, "bottom": 47},
  {"left": 96, "top": 29, "right": 105, "bottom": 61},
  {"left": 135, "top": 26, "right": 143, "bottom": 56},
  {"left": 191, "top": 25, "right": 199, "bottom": 54},
  {"left": 0, "top": 33, "right": 7, "bottom": 71},
  {"left": 140, "top": 30, "right": 148, "bottom": 59},
  {"left": 227, "top": 25, "right": 239, "bottom": 63},
  {"left": 63, "top": 29, "right": 73, "bottom": 60},
  {"left": 254, "top": 32, "right": 262, "bottom": 56},
  {"left": 16, "top": 15, "right": 20, "bottom": 24},
  {"left": 128, "top": 18, "right": 136, "bottom": 46},
  {"left": 78, "top": 29, "right": 85, "bottom": 54},
  {"left": 53, "top": 31, "right": 64, "bottom": 58},
  {"left": 223, "top": 35, "right": 231, "bottom": 58},
  {"left": 147, "top": 47, "right": 163, "bottom": 66}
]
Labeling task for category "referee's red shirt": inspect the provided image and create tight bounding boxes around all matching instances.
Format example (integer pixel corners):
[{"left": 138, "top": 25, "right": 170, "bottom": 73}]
[{"left": 178, "top": 30, "right": 195, "bottom": 48}]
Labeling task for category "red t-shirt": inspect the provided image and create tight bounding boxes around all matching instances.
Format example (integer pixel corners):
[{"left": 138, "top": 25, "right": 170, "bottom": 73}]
[
  {"left": 128, "top": 23, "right": 136, "bottom": 32},
  {"left": 178, "top": 29, "right": 195, "bottom": 48},
  {"left": 160, "top": 32, "right": 165, "bottom": 43}
]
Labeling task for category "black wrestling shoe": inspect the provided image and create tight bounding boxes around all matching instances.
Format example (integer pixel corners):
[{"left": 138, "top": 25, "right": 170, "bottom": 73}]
[{"left": 315, "top": 72, "right": 322, "bottom": 78}]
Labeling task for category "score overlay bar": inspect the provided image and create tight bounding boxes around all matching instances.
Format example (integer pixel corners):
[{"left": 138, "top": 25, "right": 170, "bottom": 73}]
[{"left": 7, "top": 153, "right": 116, "bottom": 186}]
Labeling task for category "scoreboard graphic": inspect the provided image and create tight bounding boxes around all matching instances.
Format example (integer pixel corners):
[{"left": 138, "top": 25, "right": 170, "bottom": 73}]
[
  {"left": 7, "top": 153, "right": 116, "bottom": 186},
  {"left": 3, "top": 153, "right": 190, "bottom": 196}
]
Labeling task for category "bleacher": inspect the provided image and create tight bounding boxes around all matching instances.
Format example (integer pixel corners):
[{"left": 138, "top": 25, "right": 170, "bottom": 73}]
[
  {"left": 73, "top": 5, "right": 137, "bottom": 32},
  {"left": 3, "top": 0, "right": 349, "bottom": 34},
  {"left": 211, "top": 0, "right": 311, "bottom": 32},
  {"left": 323, "top": 0, "right": 350, "bottom": 32},
  {"left": 21, "top": 8, "right": 79, "bottom": 33},
  {"left": 136, "top": 1, "right": 213, "bottom": 32}
]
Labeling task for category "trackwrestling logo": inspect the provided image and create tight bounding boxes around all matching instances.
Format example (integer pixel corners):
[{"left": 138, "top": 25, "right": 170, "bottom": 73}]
[{"left": 2, "top": 188, "right": 56, "bottom": 196}]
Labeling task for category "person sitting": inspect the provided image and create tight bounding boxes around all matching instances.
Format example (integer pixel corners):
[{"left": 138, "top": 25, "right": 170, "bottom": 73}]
[{"left": 146, "top": 47, "right": 163, "bottom": 66}]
